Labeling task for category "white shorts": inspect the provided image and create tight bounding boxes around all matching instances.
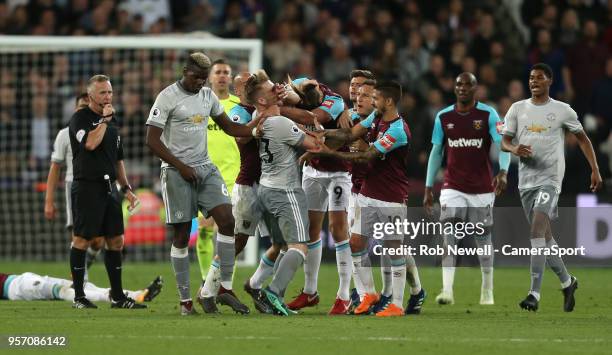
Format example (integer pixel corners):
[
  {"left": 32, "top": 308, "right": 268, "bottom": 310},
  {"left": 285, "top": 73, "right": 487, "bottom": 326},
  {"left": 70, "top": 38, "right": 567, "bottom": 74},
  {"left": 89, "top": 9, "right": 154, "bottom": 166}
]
[
  {"left": 439, "top": 189, "right": 495, "bottom": 226},
  {"left": 351, "top": 194, "right": 407, "bottom": 240},
  {"left": 302, "top": 165, "right": 351, "bottom": 212},
  {"left": 348, "top": 192, "right": 359, "bottom": 235},
  {"left": 7, "top": 272, "right": 71, "bottom": 301},
  {"left": 231, "top": 183, "right": 268, "bottom": 236},
  {"left": 65, "top": 181, "right": 73, "bottom": 229}
]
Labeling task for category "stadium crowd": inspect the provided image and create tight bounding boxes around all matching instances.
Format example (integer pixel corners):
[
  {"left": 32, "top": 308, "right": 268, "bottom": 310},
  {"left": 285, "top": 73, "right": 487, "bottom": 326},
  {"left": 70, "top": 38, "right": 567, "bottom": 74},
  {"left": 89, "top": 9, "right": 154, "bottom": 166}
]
[{"left": 0, "top": 0, "right": 610, "bottom": 193}]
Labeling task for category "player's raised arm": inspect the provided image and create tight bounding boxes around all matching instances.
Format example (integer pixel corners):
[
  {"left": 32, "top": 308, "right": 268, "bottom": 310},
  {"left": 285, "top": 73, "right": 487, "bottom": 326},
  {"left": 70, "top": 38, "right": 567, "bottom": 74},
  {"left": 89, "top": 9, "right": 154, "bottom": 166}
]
[{"left": 211, "top": 111, "right": 260, "bottom": 138}]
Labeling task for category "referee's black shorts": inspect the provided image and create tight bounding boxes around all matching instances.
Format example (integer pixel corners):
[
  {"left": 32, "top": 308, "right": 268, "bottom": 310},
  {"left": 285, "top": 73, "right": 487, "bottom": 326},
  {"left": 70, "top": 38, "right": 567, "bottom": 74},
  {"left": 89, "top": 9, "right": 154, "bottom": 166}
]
[{"left": 71, "top": 180, "right": 124, "bottom": 239}]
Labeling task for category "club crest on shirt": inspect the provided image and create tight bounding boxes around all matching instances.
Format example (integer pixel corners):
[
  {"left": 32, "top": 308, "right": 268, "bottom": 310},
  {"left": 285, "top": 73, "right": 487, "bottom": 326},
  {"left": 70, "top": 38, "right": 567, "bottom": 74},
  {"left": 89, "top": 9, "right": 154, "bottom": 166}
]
[
  {"left": 379, "top": 133, "right": 396, "bottom": 151},
  {"left": 473, "top": 120, "right": 483, "bottom": 130},
  {"left": 191, "top": 114, "right": 204, "bottom": 124},
  {"left": 546, "top": 113, "right": 556, "bottom": 122},
  {"left": 243, "top": 220, "right": 251, "bottom": 229}
]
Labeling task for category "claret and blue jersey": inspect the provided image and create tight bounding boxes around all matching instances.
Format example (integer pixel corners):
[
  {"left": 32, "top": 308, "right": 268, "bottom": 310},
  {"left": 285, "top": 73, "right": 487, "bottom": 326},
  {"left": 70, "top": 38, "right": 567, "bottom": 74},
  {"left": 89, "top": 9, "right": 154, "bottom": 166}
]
[
  {"left": 358, "top": 111, "right": 412, "bottom": 204},
  {"left": 431, "top": 102, "right": 503, "bottom": 194}
]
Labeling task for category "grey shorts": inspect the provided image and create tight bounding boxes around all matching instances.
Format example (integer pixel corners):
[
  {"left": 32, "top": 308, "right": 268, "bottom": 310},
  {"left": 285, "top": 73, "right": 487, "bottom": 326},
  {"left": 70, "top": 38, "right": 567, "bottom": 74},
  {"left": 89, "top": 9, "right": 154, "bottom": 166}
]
[
  {"left": 257, "top": 186, "right": 309, "bottom": 244},
  {"left": 520, "top": 185, "right": 559, "bottom": 223},
  {"left": 160, "top": 164, "right": 231, "bottom": 224},
  {"left": 65, "top": 181, "right": 73, "bottom": 229}
]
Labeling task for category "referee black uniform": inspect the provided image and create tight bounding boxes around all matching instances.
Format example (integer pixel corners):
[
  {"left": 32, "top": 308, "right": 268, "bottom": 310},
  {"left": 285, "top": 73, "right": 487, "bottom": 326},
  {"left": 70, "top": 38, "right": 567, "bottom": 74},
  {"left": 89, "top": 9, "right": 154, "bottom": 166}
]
[{"left": 69, "top": 106, "right": 124, "bottom": 238}]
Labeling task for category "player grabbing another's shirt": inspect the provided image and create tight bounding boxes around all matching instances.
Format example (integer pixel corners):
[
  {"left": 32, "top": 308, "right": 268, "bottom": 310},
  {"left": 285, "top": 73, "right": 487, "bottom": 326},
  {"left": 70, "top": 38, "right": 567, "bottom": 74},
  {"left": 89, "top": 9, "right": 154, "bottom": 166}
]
[
  {"left": 502, "top": 63, "right": 602, "bottom": 312},
  {"left": 308, "top": 81, "right": 425, "bottom": 317}
]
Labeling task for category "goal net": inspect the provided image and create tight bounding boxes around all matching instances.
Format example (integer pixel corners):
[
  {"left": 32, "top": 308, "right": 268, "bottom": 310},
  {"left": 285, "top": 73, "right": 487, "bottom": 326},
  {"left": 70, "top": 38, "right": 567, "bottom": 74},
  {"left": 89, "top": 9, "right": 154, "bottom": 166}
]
[{"left": 0, "top": 35, "right": 262, "bottom": 265}]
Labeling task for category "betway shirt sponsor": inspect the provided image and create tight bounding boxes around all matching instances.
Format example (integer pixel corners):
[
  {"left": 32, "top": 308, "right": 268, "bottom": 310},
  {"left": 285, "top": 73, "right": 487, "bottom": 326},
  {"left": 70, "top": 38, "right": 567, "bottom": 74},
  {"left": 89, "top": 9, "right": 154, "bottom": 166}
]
[
  {"left": 432, "top": 102, "right": 502, "bottom": 194},
  {"left": 146, "top": 82, "right": 224, "bottom": 168},
  {"left": 503, "top": 98, "right": 583, "bottom": 193}
]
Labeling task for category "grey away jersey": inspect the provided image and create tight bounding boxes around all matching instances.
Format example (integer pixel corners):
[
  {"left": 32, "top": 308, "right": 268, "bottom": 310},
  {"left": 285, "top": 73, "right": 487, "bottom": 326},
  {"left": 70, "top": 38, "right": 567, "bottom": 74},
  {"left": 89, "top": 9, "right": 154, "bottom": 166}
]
[
  {"left": 50, "top": 127, "right": 73, "bottom": 182},
  {"left": 259, "top": 116, "right": 306, "bottom": 189},
  {"left": 503, "top": 98, "right": 583, "bottom": 193},
  {"left": 146, "top": 82, "right": 224, "bottom": 168}
]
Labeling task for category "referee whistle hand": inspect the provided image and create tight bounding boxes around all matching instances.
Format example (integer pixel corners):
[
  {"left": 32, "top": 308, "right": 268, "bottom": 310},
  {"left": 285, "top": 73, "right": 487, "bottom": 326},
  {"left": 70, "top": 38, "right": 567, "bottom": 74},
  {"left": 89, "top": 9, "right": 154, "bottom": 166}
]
[
  {"left": 44, "top": 201, "right": 57, "bottom": 220},
  {"left": 102, "top": 104, "right": 114, "bottom": 118}
]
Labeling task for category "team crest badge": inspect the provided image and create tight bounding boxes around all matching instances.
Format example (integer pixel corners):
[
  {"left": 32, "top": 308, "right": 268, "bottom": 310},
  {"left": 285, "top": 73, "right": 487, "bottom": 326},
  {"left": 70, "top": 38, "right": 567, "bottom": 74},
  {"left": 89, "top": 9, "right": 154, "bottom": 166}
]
[
  {"left": 473, "top": 120, "right": 483, "bottom": 130},
  {"left": 546, "top": 113, "right": 556, "bottom": 122},
  {"left": 243, "top": 221, "right": 251, "bottom": 229}
]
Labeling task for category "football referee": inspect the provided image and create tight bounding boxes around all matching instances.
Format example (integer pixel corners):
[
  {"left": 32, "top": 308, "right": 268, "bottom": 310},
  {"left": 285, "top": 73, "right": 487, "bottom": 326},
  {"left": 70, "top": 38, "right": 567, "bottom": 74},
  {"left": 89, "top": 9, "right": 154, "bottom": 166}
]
[{"left": 68, "top": 74, "right": 144, "bottom": 309}]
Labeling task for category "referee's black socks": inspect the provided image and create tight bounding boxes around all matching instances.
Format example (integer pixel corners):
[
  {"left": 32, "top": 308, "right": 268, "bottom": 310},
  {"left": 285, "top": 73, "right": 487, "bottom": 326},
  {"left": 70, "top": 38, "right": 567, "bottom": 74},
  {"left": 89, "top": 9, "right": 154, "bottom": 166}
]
[
  {"left": 104, "top": 249, "right": 125, "bottom": 300},
  {"left": 70, "top": 247, "right": 87, "bottom": 299}
]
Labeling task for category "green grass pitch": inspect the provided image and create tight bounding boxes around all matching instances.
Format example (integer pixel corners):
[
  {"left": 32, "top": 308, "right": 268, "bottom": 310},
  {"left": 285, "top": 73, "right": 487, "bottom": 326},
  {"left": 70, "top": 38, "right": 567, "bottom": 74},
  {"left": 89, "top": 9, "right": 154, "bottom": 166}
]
[{"left": 1, "top": 262, "right": 610, "bottom": 355}]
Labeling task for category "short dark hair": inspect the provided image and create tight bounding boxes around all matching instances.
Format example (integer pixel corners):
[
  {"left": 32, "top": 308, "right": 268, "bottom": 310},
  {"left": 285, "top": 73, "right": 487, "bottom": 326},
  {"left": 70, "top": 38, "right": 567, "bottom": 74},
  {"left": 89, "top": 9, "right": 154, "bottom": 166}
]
[
  {"left": 375, "top": 81, "right": 402, "bottom": 104},
  {"left": 350, "top": 69, "right": 375, "bottom": 80},
  {"left": 362, "top": 78, "right": 377, "bottom": 86},
  {"left": 75, "top": 92, "right": 88, "bottom": 105},
  {"left": 212, "top": 58, "right": 230, "bottom": 68},
  {"left": 298, "top": 83, "right": 322, "bottom": 109},
  {"left": 531, "top": 63, "right": 553, "bottom": 79}
]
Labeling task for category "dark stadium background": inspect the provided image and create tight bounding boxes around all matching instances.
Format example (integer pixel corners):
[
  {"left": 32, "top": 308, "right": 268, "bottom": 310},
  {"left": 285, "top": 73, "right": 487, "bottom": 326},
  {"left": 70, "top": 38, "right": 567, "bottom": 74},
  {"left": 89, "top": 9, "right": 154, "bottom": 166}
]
[{"left": 0, "top": 0, "right": 610, "bottom": 265}]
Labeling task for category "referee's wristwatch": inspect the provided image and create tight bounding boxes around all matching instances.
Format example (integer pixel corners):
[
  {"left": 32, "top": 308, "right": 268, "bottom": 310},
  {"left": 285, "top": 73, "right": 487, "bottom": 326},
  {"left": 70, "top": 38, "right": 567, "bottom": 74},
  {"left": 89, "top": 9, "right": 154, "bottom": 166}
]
[{"left": 120, "top": 184, "right": 133, "bottom": 194}]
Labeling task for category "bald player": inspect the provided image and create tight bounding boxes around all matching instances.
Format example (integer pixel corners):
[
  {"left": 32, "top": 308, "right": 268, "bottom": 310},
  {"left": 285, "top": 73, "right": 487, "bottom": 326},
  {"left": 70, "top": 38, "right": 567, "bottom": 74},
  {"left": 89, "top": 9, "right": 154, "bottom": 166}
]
[{"left": 424, "top": 72, "right": 510, "bottom": 306}]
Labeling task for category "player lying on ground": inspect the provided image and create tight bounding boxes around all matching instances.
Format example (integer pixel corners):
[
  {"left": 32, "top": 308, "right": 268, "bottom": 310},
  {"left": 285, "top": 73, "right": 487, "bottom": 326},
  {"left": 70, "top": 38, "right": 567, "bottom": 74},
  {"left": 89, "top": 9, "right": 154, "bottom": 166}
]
[
  {"left": 501, "top": 63, "right": 602, "bottom": 312},
  {"left": 0, "top": 272, "right": 162, "bottom": 304}
]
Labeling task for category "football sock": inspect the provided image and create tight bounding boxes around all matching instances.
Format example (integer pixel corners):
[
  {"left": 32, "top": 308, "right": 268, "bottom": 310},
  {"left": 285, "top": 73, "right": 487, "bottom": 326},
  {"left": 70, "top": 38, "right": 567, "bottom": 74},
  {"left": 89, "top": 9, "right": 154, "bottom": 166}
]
[
  {"left": 352, "top": 250, "right": 375, "bottom": 294},
  {"left": 269, "top": 248, "right": 305, "bottom": 296},
  {"left": 216, "top": 233, "right": 235, "bottom": 290},
  {"left": 303, "top": 239, "right": 322, "bottom": 294},
  {"left": 475, "top": 234, "right": 494, "bottom": 291},
  {"left": 381, "top": 254, "right": 392, "bottom": 297},
  {"left": 104, "top": 249, "right": 125, "bottom": 301},
  {"left": 201, "top": 260, "right": 220, "bottom": 297},
  {"left": 335, "top": 240, "right": 352, "bottom": 300},
  {"left": 546, "top": 238, "right": 571, "bottom": 288},
  {"left": 405, "top": 254, "right": 422, "bottom": 295},
  {"left": 529, "top": 237, "right": 547, "bottom": 300},
  {"left": 170, "top": 245, "right": 190, "bottom": 301},
  {"left": 442, "top": 234, "right": 456, "bottom": 293},
  {"left": 250, "top": 254, "right": 275, "bottom": 289},
  {"left": 70, "top": 247, "right": 87, "bottom": 299},
  {"left": 273, "top": 250, "right": 286, "bottom": 275},
  {"left": 391, "top": 257, "right": 407, "bottom": 307},
  {"left": 196, "top": 226, "right": 215, "bottom": 281}
]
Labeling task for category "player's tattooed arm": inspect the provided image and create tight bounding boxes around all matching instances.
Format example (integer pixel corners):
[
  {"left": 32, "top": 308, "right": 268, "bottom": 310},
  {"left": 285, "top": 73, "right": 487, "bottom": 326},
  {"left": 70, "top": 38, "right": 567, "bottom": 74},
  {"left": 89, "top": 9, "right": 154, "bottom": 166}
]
[
  {"left": 573, "top": 130, "right": 603, "bottom": 192},
  {"left": 308, "top": 142, "right": 380, "bottom": 163}
]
